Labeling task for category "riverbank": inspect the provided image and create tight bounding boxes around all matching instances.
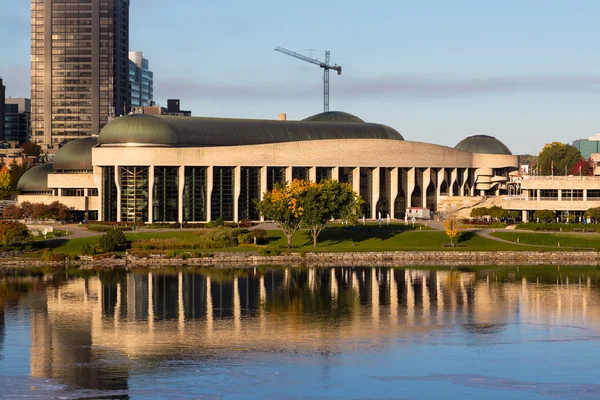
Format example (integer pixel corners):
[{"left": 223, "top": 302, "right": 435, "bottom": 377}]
[{"left": 2, "top": 250, "right": 599, "bottom": 269}]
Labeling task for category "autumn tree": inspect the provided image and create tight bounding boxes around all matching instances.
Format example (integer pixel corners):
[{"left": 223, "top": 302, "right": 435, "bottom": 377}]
[
  {"left": 538, "top": 142, "right": 582, "bottom": 176},
  {"left": 570, "top": 157, "right": 595, "bottom": 176},
  {"left": 256, "top": 179, "right": 311, "bottom": 247},
  {"left": 2, "top": 204, "right": 22, "bottom": 220},
  {"left": 0, "top": 167, "right": 11, "bottom": 200},
  {"left": 8, "top": 160, "right": 32, "bottom": 194},
  {"left": 0, "top": 221, "right": 32, "bottom": 246},
  {"left": 21, "top": 142, "right": 42, "bottom": 158},
  {"left": 301, "top": 180, "right": 363, "bottom": 247},
  {"left": 443, "top": 213, "right": 461, "bottom": 247}
]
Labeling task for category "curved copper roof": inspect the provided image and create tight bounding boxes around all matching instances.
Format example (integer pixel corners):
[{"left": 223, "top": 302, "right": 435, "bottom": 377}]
[
  {"left": 17, "top": 163, "right": 53, "bottom": 193},
  {"left": 303, "top": 111, "right": 365, "bottom": 123},
  {"left": 98, "top": 114, "right": 403, "bottom": 147},
  {"left": 455, "top": 135, "right": 512, "bottom": 155},
  {"left": 54, "top": 137, "right": 97, "bottom": 171}
]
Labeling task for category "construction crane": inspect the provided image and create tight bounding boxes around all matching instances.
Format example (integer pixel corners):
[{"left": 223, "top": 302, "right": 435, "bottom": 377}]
[{"left": 274, "top": 46, "right": 342, "bottom": 112}]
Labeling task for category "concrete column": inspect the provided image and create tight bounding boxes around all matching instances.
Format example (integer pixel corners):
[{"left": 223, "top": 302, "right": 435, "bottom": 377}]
[
  {"left": 436, "top": 168, "right": 444, "bottom": 198},
  {"left": 285, "top": 166, "right": 292, "bottom": 183},
  {"left": 558, "top": 189, "right": 562, "bottom": 201},
  {"left": 148, "top": 166, "right": 154, "bottom": 224},
  {"left": 93, "top": 166, "right": 103, "bottom": 221},
  {"left": 83, "top": 188, "right": 89, "bottom": 196},
  {"left": 309, "top": 166, "right": 316, "bottom": 182},
  {"left": 233, "top": 166, "right": 241, "bottom": 222},
  {"left": 406, "top": 167, "right": 415, "bottom": 208},
  {"left": 57, "top": 188, "right": 62, "bottom": 196},
  {"left": 449, "top": 168, "right": 458, "bottom": 197},
  {"left": 332, "top": 166, "right": 339, "bottom": 182},
  {"left": 206, "top": 166, "right": 213, "bottom": 222},
  {"left": 584, "top": 189, "right": 588, "bottom": 201},
  {"left": 372, "top": 167, "right": 380, "bottom": 219},
  {"left": 352, "top": 167, "right": 361, "bottom": 196},
  {"left": 422, "top": 168, "right": 431, "bottom": 208},
  {"left": 178, "top": 166, "right": 185, "bottom": 223},
  {"left": 260, "top": 166, "right": 267, "bottom": 221},
  {"left": 537, "top": 189, "right": 541, "bottom": 201},
  {"left": 460, "top": 169, "right": 468, "bottom": 196},
  {"left": 390, "top": 167, "right": 398, "bottom": 219},
  {"left": 115, "top": 166, "right": 121, "bottom": 222},
  {"left": 522, "top": 210, "right": 528, "bottom": 223}
]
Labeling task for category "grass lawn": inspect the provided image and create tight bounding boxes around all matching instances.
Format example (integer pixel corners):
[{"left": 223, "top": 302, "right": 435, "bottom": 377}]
[
  {"left": 30, "top": 224, "right": 533, "bottom": 257},
  {"left": 491, "top": 231, "right": 600, "bottom": 249}
]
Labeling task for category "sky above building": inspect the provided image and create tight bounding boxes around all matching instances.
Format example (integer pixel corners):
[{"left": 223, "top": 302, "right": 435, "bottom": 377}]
[{"left": 1, "top": 0, "right": 599, "bottom": 154}]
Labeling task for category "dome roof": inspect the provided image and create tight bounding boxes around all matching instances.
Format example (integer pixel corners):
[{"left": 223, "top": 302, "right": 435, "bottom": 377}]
[
  {"left": 17, "top": 163, "right": 53, "bottom": 193},
  {"left": 53, "top": 137, "right": 97, "bottom": 171},
  {"left": 98, "top": 114, "right": 403, "bottom": 147},
  {"left": 454, "top": 135, "right": 512, "bottom": 155},
  {"left": 303, "top": 111, "right": 365, "bottom": 124}
]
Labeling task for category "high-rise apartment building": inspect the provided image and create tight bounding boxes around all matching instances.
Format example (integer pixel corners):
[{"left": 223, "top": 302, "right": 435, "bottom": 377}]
[
  {"left": 4, "top": 98, "right": 31, "bottom": 145},
  {"left": 0, "top": 78, "right": 5, "bottom": 142},
  {"left": 31, "top": 0, "right": 130, "bottom": 148},
  {"left": 128, "top": 51, "right": 153, "bottom": 108}
]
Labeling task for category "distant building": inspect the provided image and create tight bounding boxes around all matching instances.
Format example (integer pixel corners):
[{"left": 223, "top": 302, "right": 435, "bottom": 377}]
[
  {"left": 128, "top": 51, "right": 153, "bottom": 108},
  {"left": 573, "top": 135, "right": 600, "bottom": 159},
  {"left": 132, "top": 105, "right": 167, "bottom": 115},
  {"left": 4, "top": 98, "right": 31, "bottom": 145},
  {"left": 167, "top": 99, "right": 191, "bottom": 116},
  {"left": 0, "top": 78, "right": 5, "bottom": 142},
  {"left": 31, "top": 0, "right": 130, "bottom": 148}
]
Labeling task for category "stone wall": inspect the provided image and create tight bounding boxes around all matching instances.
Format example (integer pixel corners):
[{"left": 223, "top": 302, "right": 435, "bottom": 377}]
[{"left": 1, "top": 251, "right": 598, "bottom": 270}]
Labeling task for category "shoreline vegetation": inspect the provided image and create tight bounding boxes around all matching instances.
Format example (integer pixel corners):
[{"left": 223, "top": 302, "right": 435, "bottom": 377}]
[{"left": 2, "top": 220, "right": 600, "bottom": 268}]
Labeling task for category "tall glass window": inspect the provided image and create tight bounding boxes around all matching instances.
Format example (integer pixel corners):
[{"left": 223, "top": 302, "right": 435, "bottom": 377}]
[
  {"left": 360, "top": 167, "right": 373, "bottom": 217},
  {"left": 316, "top": 167, "right": 332, "bottom": 183},
  {"left": 339, "top": 167, "right": 353, "bottom": 184},
  {"left": 394, "top": 168, "right": 408, "bottom": 218},
  {"left": 120, "top": 166, "right": 149, "bottom": 222},
  {"left": 211, "top": 167, "right": 234, "bottom": 221},
  {"left": 183, "top": 166, "right": 207, "bottom": 222},
  {"left": 102, "top": 166, "right": 117, "bottom": 221},
  {"left": 376, "top": 168, "right": 391, "bottom": 216},
  {"left": 411, "top": 168, "right": 424, "bottom": 208},
  {"left": 239, "top": 167, "right": 261, "bottom": 221},
  {"left": 292, "top": 167, "right": 309, "bottom": 182},
  {"left": 267, "top": 167, "right": 286, "bottom": 190},
  {"left": 153, "top": 166, "right": 179, "bottom": 222}
]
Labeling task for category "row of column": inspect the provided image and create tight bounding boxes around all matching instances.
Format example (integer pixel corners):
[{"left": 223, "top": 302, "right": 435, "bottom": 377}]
[{"left": 98, "top": 165, "right": 478, "bottom": 223}]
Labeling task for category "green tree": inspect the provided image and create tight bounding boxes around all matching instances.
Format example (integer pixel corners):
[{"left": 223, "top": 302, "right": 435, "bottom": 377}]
[
  {"left": 8, "top": 160, "right": 32, "bottom": 194},
  {"left": 256, "top": 179, "right": 311, "bottom": 248},
  {"left": 507, "top": 210, "right": 520, "bottom": 223},
  {"left": 533, "top": 209, "right": 556, "bottom": 223},
  {"left": 99, "top": 228, "right": 128, "bottom": 252},
  {"left": 301, "top": 180, "right": 363, "bottom": 247},
  {"left": 538, "top": 142, "right": 582, "bottom": 176},
  {"left": 0, "top": 221, "right": 32, "bottom": 246},
  {"left": 488, "top": 205, "right": 507, "bottom": 221},
  {"left": 470, "top": 207, "right": 489, "bottom": 220},
  {"left": 585, "top": 207, "right": 600, "bottom": 223}
]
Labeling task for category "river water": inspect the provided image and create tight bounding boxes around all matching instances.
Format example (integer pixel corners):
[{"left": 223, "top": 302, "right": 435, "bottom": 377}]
[{"left": 1, "top": 266, "right": 599, "bottom": 399}]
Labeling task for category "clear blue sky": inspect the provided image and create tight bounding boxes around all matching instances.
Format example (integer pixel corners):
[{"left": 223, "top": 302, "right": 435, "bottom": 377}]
[{"left": 1, "top": 0, "right": 599, "bottom": 154}]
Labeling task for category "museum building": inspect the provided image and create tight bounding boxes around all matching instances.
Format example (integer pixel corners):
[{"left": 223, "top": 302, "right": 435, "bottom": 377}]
[{"left": 16, "top": 112, "right": 519, "bottom": 222}]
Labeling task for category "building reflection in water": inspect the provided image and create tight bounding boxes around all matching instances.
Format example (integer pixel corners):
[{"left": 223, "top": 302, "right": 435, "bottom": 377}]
[{"left": 20, "top": 267, "right": 600, "bottom": 391}]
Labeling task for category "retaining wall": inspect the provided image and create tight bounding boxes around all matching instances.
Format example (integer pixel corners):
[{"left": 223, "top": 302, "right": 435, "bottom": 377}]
[{"left": 1, "top": 251, "right": 599, "bottom": 269}]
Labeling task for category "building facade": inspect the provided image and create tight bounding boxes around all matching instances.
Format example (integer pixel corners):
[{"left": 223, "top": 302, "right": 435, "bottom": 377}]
[
  {"left": 31, "top": 0, "right": 130, "bottom": 148},
  {"left": 128, "top": 51, "right": 153, "bottom": 108},
  {"left": 17, "top": 111, "right": 519, "bottom": 223},
  {"left": 0, "top": 78, "right": 5, "bottom": 142},
  {"left": 4, "top": 98, "right": 31, "bottom": 144},
  {"left": 166, "top": 99, "right": 191, "bottom": 116},
  {"left": 573, "top": 136, "right": 600, "bottom": 159}
]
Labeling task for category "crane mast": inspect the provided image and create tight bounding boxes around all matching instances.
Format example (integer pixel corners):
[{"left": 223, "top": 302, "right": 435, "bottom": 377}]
[{"left": 274, "top": 46, "right": 342, "bottom": 112}]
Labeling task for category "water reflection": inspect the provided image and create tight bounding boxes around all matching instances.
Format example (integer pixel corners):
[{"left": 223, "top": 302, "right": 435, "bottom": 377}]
[{"left": 1, "top": 266, "right": 600, "bottom": 394}]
